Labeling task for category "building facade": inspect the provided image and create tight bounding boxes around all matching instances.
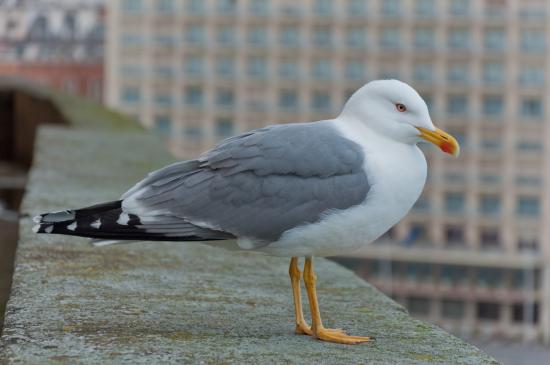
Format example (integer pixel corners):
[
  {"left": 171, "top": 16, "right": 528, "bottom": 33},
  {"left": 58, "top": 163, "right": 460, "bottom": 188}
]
[
  {"left": 105, "top": 0, "right": 550, "bottom": 344},
  {"left": 0, "top": 0, "right": 104, "bottom": 101}
]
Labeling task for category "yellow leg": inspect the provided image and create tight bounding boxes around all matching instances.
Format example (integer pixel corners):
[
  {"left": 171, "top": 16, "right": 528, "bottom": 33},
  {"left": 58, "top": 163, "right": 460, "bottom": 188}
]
[
  {"left": 289, "top": 257, "right": 312, "bottom": 335},
  {"left": 303, "top": 257, "right": 371, "bottom": 344}
]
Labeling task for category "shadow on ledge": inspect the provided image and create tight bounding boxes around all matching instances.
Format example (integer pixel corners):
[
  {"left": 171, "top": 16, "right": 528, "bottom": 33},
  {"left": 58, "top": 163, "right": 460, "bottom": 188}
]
[{"left": 0, "top": 86, "right": 498, "bottom": 364}]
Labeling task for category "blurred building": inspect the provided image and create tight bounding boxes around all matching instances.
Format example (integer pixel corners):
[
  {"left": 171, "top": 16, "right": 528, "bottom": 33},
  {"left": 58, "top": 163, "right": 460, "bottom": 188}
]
[
  {"left": 105, "top": 0, "right": 550, "bottom": 344},
  {"left": 0, "top": 0, "right": 104, "bottom": 101}
]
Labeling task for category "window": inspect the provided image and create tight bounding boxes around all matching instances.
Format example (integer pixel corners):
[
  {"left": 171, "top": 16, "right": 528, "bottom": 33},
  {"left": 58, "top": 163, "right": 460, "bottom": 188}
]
[
  {"left": 154, "top": 116, "right": 171, "bottom": 135},
  {"left": 121, "top": 87, "right": 140, "bottom": 103},
  {"left": 517, "top": 196, "right": 540, "bottom": 216},
  {"left": 445, "top": 225, "right": 464, "bottom": 245},
  {"left": 412, "top": 196, "right": 430, "bottom": 212},
  {"left": 313, "top": 26, "right": 332, "bottom": 47},
  {"left": 447, "top": 95, "right": 468, "bottom": 115},
  {"left": 154, "top": 93, "right": 172, "bottom": 106},
  {"left": 345, "top": 60, "right": 364, "bottom": 80},
  {"left": 481, "top": 139, "right": 502, "bottom": 152},
  {"left": 516, "top": 175, "right": 542, "bottom": 187},
  {"left": 483, "top": 62, "right": 504, "bottom": 85},
  {"left": 407, "top": 296, "right": 430, "bottom": 315},
  {"left": 279, "top": 89, "right": 299, "bottom": 110},
  {"left": 449, "top": 0, "right": 469, "bottom": 16},
  {"left": 480, "top": 228, "right": 500, "bottom": 250},
  {"left": 185, "top": 55, "right": 203, "bottom": 75},
  {"left": 413, "top": 64, "right": 433, "bottom": 83},
  {"left": 217, "top": 25, "right": 235, "bottom": 45},
  {"left": 519, "top": 67, "right": 544, "bottom": 87},
  {"left": 279, "top": 60, "right": 299, "bottom": 79},
  {"left": 312, "top": 59, "right": 331, "bottom": 80},
  {"left": 448, "top": 28, "right": 470, "bottom": 50},
  {"left": 312, "top": 91, "right": 331, "bottom": 111},
  {"left": 346, "top": 26, "right": 366, "bottom": 48},
  {"left": 248, "top": 26, "right": 267, "bottom": 46},
  {"left": 280, "top": 26, "right": 300, "bottom": 46},
  {"left": 477, "top": 268, "right": 503, "bottom": 288},
  {"left": 442, "top": 299, "right": 465, "bottom": 319},
  {"left": 415, "top": 0, "right": 435, "bottom": 17},
  {"left": 521, "top": 30, "right": 545, "bottom": 53},
  {"left": 155, "top": 66, "right": 173, "bottom": 79},
  {"left": 215, "top": 118, "right": 234, "bottom": 138},
  {"left": 249, "top": 0, "right": 268, "bottom": 15},
  {"left": 403, "top": 223, "right": 428, "bottom": 245},
  {"left": 414, "top": 27, "right": 435, "bottom": 49},
  {"left": 440, "top": 265, "right": 467, "bottom": 285},
  {"left": 121, "top": 33, "right": 143, "bottom": 47},
  {"left": 447, "top": 64, "right": 469, "bottom": 84},
  {"left": 380, "top": 27, "right": 400, "bottom": 49},
  {"left": 512, "top": 303, "right": 539, "bottom": 324},
  {"left": 406, "top": 263, "right": 432, "bottom": 281},
  {"left": 479, "top": 194, "right": 500, "bottom": 215},
  {"left": 482, "top": 95, "right": 503, "bottom": 116},
  {"left": 520, "top": 98, "right": 543, "bottom": 118},
  {"left": 381, "top": 0, "right": 401, "bottom": 17},
  {"left": 187, "top": 0, "right": 204, "bottom": 13},
  {"left": 156, "top": 0, "right": 174, "bottom": 12},
  {"left": 216, "top": 57, "right": 234, "bottom": 77},
  {"left": 247, "top": 56, "right": 267, "bottom": 77},
  {"left": 216, "top": 89, "right": 234, "bottom": 106},
  {"left": 511, "top": 269, "right": 540, "bottom": 289},
  {"left": 517, "top": 140, "right": 543, "bottom": 153},
  {"left": 183, "top": 125, "right": 203, "bottom": 140},
  {"left": 122, "top": 0, "right": 143, "bottom": 12},
  {"left": 217, "top": 0, "right": 237, "bottom": 13},
  {"left": 347, "top": 0, "right": 367, "bottom": 16},
  {"left": 517, "top": 236, "right": 539, "bottom": 253},
  {"left": 185, "top": 86, "right": 203, "bottom": 105},
  {"left": 314, "top": 0, "right": 332, "bottom": 16},
  {"left": 185, "top": 24, "right": 204, "bottom": 44},
  {"left": 477, "top": 302, "right": 500, "bottom": 320},
  {"left": 484, "top": 28, "right": 506, "bottom": 51}
]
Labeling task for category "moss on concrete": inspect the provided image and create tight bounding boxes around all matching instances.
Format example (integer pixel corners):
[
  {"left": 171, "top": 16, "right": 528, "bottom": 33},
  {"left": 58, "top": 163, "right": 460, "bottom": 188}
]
[{"left": 0, "top": 125, "right": 499, "bottom": 364}]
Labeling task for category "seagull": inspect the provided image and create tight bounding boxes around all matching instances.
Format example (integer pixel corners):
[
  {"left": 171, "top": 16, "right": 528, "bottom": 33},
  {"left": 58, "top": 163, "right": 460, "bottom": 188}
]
[{"left": 34, "top": 80, "right": 459, "bottom": 344}]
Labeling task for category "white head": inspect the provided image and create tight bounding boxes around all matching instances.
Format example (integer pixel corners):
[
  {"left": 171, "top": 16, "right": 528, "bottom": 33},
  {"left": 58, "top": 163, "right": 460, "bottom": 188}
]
[{"left": 340, "top": 79, "right": 459, "bottom": 156}]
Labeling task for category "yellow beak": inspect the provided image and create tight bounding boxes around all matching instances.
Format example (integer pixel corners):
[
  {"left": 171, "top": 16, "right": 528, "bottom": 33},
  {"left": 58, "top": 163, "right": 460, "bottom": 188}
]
[{"left": 416, "top": 127, "right": 460, "bottom": 157}]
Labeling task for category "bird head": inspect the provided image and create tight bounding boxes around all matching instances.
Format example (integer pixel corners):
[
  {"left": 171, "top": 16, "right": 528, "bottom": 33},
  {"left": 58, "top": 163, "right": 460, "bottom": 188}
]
[{"left": 340, "top": 79, "right": 460, "bottom": 157}]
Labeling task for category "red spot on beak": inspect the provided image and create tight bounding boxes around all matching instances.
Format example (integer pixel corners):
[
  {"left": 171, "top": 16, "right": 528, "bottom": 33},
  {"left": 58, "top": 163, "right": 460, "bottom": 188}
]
[{"left": 440, "top": 141, "right": 454, "bottom": 154}]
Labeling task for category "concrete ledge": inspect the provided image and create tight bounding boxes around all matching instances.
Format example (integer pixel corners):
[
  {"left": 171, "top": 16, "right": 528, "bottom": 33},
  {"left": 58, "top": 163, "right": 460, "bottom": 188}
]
[{"left": 0, "top": 126, "right": 498, "bottom": 364}]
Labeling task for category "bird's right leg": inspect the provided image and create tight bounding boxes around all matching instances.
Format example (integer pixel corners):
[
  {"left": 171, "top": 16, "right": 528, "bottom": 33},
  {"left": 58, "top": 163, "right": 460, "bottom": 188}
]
[{"left": 289, "top": 257, "right": 312, "bottom": 335}]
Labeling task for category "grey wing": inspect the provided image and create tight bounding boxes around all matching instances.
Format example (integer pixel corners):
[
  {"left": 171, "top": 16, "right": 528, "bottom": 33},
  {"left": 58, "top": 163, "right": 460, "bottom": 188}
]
[{"left": 121, "top": 121, "right": 370, "bottom": 246}]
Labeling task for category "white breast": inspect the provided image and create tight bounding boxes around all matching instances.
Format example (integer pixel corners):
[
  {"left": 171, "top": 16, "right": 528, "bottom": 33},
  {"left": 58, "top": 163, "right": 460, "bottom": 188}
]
[{"left": 258, "top": 120, "right": 427, "bottom": 257}]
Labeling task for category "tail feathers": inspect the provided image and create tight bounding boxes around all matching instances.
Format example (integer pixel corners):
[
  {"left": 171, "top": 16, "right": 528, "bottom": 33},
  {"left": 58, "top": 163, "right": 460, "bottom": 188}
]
[{"left": 33, "top": 200, "right": 234, "bottom": 243}]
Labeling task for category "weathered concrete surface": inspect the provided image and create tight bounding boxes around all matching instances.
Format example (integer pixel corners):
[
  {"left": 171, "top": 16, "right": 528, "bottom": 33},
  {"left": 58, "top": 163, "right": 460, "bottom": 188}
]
[{"left": 0, "top": 126, "right": 498, "bottom": 364}]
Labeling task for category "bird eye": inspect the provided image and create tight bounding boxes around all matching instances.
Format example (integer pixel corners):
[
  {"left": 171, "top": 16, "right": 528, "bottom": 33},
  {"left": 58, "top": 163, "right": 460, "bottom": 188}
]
[{"left": 396, "top": 103, "right": 407, "bottom": 112}]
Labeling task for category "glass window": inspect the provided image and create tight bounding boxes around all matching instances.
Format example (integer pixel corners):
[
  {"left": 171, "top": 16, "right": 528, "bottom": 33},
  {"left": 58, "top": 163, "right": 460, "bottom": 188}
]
[
  {"left": 406, "top": 263, "right": 432, "bottom": 281},
  {"left": 183, "top": 125, "right": 203, "bottom": 140},
  {"left": 185, "top": 86, "right": 203, "bottom": 105},
  {"left": 482, "top": 95, "right": 503, "bottom": 116},
  {"left": 414, "top": 63, "right": 433, "bottom": 83},
  {"left": 448, "top": 27, "right": 470, "bottom": 50},
  {"left": 407, "top": 296, "right": 430, "bottom": 315},
  {"left": 215, "top": 118, "right": 234, "bottom": 138},
  {"left": 381, "top": 0, "right": 401, "bottom": 17},
  {"left": 156, "top": 0, "right": 174, "bottom": 12},
  {"left": 380, "top": 27, "right": 400, "bottom": 49},
  {"left": 187, "top": 0, "right": 204, "bottom": 13},
  {"left": 217, "top": 25, "right": 235, "bottom": 45},
  {"left": 312, "top": 91, "right": 331, "bottom": 111},
  {"left": 121, "top": 87, "right": 140, "bottom": 103},
  {"left": 185, "top": 55, "right": 203, "bottom": 75},
  {"left": 279, "top": 89, "right": 299, "bottom": 110},
  {"left": 445, "top": 192, "right": 465, "bottom": 212},
  {"left": 483, "top": 62, "right": 504, "bottom": 85},
  {"left": 346, "top": 26, "right": 366, "bottom": 48},
  {"left": 248, "top": 25, "right": 267, "bottom": 46},
  {"left": 441, "top": 265, "right": 467, "bottom": 285},
  {"left": 314, "top": 0, "right": 332, "bottom": 16},
  {"left": 520, "top": 98, "right": 543, "bottom": 118},
  {"left": 121, "top": 33, "right": 143, "bottom": 47},
  {"left": 480, "top": 139, "right": 502, "bottom": 152},
  {"left": 279, "top": 60, "right": 299, "bottom": 79},
  {"left": 345, "top": 59, "right": 364, "bottom": 80},
  {"left": 249, "top": 0, "right": 268, "bottom": 15},
  {"left": 280, "top": 26, "right": 300, "bottom": 46},
  {"left": 347, "top": 0, "right": 367, "bottom": 16},
  {"left": 155, "top": 66, "right": 173, "bottom": 79},
  {"left": 479, "top": 194, "right": 500, "bottom": 215},
  {"left": 477, "top": 268, "right": 503, "bottom": 288},
  {"left": 216, "top": 89, "right": 234, "bottom": 106},
  {"left": 519, "top": 67, "right": 544, "bottom": 87},
  {"left": 154, "top": 92, "right": 172, "bottom": 106},
  {"left": 185, "top": 24, "right": 204, "bottom": 44},
  {"left": 414, "top": 27, "right": 435, "bottom": 49},
  {"left": 445, "top": 225, "right": 464, "bottom": 245},
  {"left": 217, "top": 0, "right": 237, "bottom": 13},
  {"left": 313, "top": 26, "right": 332, "bottom": 47},
  {"left": 154, "top": 116, "right": 171, "bottom": 135},
  {"left": 312, "top": 58, "right": 331, "bottom": 80},
  {"left": 415, "top": 0, "right": 435, "bottom": 17},
  {"left": 216, "top": 56, "right": 234, "bottom": 77},
  {"left": 512, "top": 303, "right": 539, "bottom": 324},
  {"left": 484, "top": 28, "right": 506, "bottom": 51},
  {"left": 247, "top": 56, "right": 267, "bottom": 77},
  {"left": 480, "top": 228, "right": 500, "bottom": 250},
  {"left": 521, "top": 30, "right": 545, "bottom": 53},
  {"left": 447, "top": 64, "right": 468, "bottom": 84},
  {"left": 122, "top": 0, "right": 143, "bottom": 12},
  {"left": 403, "top": 223, "right": 428, "bottom": 245},
  {"left": 447, "top": 95, "right": 468, "bottom": 115},
  {"left": 517, "top": 237, "right": 539, "bottom": 253},
  {"left": 477, "top": 301, "right": 500, "bottom": 320},
  {"left": 449, "top": 0, "right": 469, "bottom": 16},
  {"left": 517, "top": 140, "right": 543, "bottom": 153},
  {"left": 442, "top": 299, "right": 465, "bottom": 319},
  {"left": 517, "top": 196, "right": 540, "bottom": 217}
]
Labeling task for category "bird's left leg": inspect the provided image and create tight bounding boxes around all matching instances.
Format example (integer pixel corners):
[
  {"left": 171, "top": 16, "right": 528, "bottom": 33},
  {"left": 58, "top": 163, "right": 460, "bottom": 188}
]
[
  {"left": 289, "top": 257, "right": 312, "bottom": 335},
  {"left": 303, "top": 256, "right": 371, "bottom": 344}
]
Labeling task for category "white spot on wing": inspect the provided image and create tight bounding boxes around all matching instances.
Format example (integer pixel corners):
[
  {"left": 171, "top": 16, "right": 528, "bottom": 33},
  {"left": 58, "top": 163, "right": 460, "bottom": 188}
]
[
  {"left": 117, "top": 213, "right": 130, "bottom": 225},
  {"left": 33, "top": 215, "right": 43, "bottom": 223},
  {"left": 91, "top": 219, "right": 101, "bottom": 229},
  {"left": 32, "top": 224, "right": 40, "bottom": 233},
  {"left": 67, "top": 222, "right": 77, "bottom": 231},
  {"left": 45, "top": 225, "right": 54, "bottom": 233}
]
